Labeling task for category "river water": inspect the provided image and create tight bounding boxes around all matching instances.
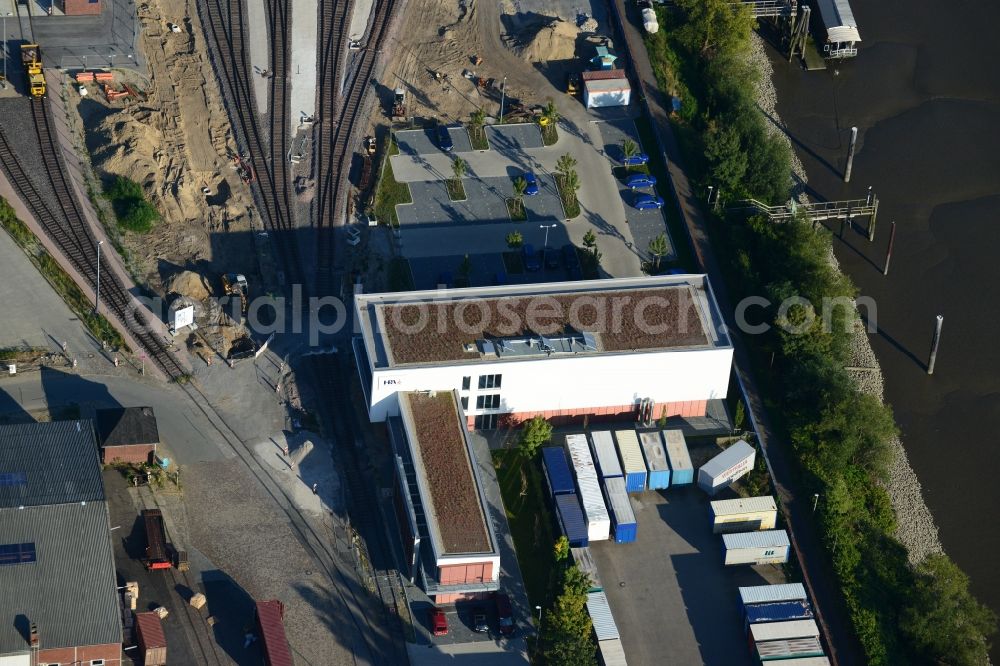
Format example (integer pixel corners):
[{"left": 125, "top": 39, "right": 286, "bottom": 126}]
[{"left": 767, "top": 0, "right": 1000, "bottom": 655}]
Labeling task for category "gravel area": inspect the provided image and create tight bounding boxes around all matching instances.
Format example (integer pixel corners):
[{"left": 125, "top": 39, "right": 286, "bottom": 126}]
[{"left": 747, "top": 33, "right": 943, "bottom": 565}]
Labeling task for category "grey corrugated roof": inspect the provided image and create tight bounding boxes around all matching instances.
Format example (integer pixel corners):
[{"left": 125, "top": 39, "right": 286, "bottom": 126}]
[
  {"left": 95, "top": 407, "right": 160, "bottom": 447},
  {"left": 0, "top": 421, "right": 104, "bottom": 508},
  {"left": 0, "top": 502, "right": 122, "bottom": 653}
]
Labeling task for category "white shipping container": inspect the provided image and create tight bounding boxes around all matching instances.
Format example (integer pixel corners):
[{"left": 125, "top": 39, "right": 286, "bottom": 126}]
[
  {"left": 614, "top": 430, "right": 646, "bottom": 476},
  {"left": 571, "top": 547, "right": 603, "bottom": 591},
  {"left": 590, "top": 431, "right": 623, "bottom": 478},
  {"left": 597, "top": 637, "right": 628, "bottom": 666},
  {"left": 567, "top": 434, "right": 597, "bottom": 474},
  {"left": 698, "top": 440, "right": 756, "bottom": 495},
  {"left": 586, "top": 591, "right": 620, "bottom": 641},
  {"left": 723, "top": 530, "right": 790, "bottom": 565},
  {"left": 739, "top": 583, "right": 807, "bottom": 607},
  {"left": 770, "top": 658, "right": 830, "bottom": 666},
  {"left": 576, "top": 472, "right": 611, "bottom": 541},
  {"left": 710, "top": 496, "right": 778, "bottom": 533},
  {"left": 749, "top": 619, "right": 820, "bottom": 643},
  {"left": 756, "top": 637, "right": 825, "bottom": 661}
]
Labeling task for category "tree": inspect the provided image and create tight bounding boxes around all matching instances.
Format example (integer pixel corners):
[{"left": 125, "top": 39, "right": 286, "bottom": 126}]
[
  {"left": 470, "top": 107, "right": 486, "bottom": 134},
  {"left": 648, "top": 233, "right": 670, "bottom": 271},
  {"left": 555, "top": 153, "right": 578, "bottom": 177},
  {"left": 902, "top": 554, "right": 997, "bottom": 666},
  {"left": 541, "top": 99, "right": 561, "bottom": 126},
  {"left": 703, "top": 120, "right": 747, "bottom": 195},
  {"left": 452, "top": 156, "right": 467, "bottom": 180},
  {"left": 582, "top": 229, "right": 597, "bottom": 253},
  {"left": 517, "top": 415, "right": 552, "bottom": 459},
  {"left": 513, "top": 176, "right": 528, "bottom": 203},
  {"left": 554, "top": 535, "right": 570, "bottom": 562},
  {"left": 674, "top": 0, "right": 755, "bottom": 59},
  {"left": 562, "top": 170, "right": 581, "bottom": 207},
  {"left": 505, "top": 230, "right": 524, "bottom": 248},
  {"left": 621, "top": 138, "right": 639, "bottom": 171},
  {"left": 542, "top": 565, "right": 597, "bottom": 666}
]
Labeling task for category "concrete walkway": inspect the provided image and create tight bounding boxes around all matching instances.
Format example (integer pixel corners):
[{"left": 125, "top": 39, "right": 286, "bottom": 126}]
[
  {"left": 246, "top": 0, "right": 270, "bottom": 113},
  {"left": 608, "top": 0, "right": 863, "bottom": 662},
  {"left": 350, "top": 0, "right": 375, "bottom": 40},
  {"left": 289, "top": 0, "right": 318, "bottom": 135}
]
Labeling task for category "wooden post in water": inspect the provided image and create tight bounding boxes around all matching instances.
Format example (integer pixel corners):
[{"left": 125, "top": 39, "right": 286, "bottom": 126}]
[
  {"left": 844, "top": 127, "right": 858, "bottom": 182},
  {"left": 927, "top": 315, "right": 944, "bottom": 375},
  {"left": 883, "top": 221, "right": 896, "bottom": 276}
]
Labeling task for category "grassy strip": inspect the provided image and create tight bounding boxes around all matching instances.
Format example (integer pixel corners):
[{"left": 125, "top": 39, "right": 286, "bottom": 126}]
[
  {"left": 492, "top": 449, "right": 558, "bottom": 608},
  {"left": 445, "top": 179, "right": 466, "bottom": 201},
  {"left": 506, "top": 198, "right": 527, "bottom": 222},
  {"left": 540, "top": 122, "right": 558, "bottom": 146},
  {"left": 373, "top": 135, "right": 412, "bottom": 227},
  {"left": 554, "top": 174, "right": 581, "bottom": 219},
  {"left": 387, "top": 257, "right": 414, "bottom": 291},
  {"left": 0, "top": 198, "right": 126, "bottom": 350},
  {"left": 469, "top": 126, "right": 490, "bottom": 151}
]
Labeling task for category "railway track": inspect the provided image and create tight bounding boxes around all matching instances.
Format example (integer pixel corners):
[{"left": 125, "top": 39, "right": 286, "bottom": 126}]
[
  {"left": 0, "top": 99, "right": 186, "bottom": 379},
  {"left": 201, "top": 0, "right": 304, "bottom": 288}
]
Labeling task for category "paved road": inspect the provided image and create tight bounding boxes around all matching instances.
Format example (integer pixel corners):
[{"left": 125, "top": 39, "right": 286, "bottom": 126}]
[{"left": 608, "top": 0, "right": 864, "bottom": 663}]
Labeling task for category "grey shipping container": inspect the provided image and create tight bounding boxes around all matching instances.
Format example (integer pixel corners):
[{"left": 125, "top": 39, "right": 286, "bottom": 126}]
[
  {"left": 662, "top": 430, "right": 693, "bottom": 484},
  {"left": 613, "top": 430, "right": 647, "bottom": 492},
  {"left": 556, "top": 493, "right": 590, "bottom": 547},
  {"left": 744, "top": 600, "right": 814, "bottom": 630},
  {"left": 603, "top": 477, "right": 637, "bottom": 543},
  {"left": 739, "top": 583, "right": 807, "bottom": 610},
  {"left": 755, "top": 636, "right": 825, "bottom": 661},
  {"left": 590, "top": 431, "right": 623, "bottom": 479},
  {"left": 586, "top": 591, "right": 620, "bottom": 641},
  {"left": 723, "top": 529, "right": 790, "bottom": 565},
  {"left": 571, "top": 547, "right": 604, "bottom": 591},
  {"left": 698, "top": 440, "right": 756, "bottom": 495},
  {"left": 749, "top": 618, "right": 820, "bottom": 642},
  {"left": 597, "top": 637, "right": 628, "bottom": 666},
  {"left": 638, "top": 431, "right": 670, "bottom": 489},
  {"left": 770, "top": 657, "right": 830, "bottom": 665}
]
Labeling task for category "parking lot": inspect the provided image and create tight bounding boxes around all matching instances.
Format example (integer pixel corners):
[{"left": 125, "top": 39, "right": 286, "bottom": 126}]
[{"left": 396, "top": 175, "right": 563, "bottom": 227}]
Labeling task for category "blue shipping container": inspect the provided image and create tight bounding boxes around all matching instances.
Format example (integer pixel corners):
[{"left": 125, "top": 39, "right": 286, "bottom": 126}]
[
  {"left": 744, "top": 600, "right": 814, "bottom": 632},
  {"left": 555, "top": 493, "right": 589, "bottom": 547},
  {"left": 639, "top": 431, "right": 671, "bottom": 489},
  {"left": 613, "top": 430, "right": 648, "bottom": 493},
  {"left": 603, "top": 477, "right": 637, "bottom": 544},
  {"left": 542, "top": 447, "right": 575, "bottom": 496}
]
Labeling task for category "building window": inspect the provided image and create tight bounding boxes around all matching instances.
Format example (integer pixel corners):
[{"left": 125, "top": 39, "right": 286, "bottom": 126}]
[
  {"left": 476, "top": 394, "right": 500, "bottom": 410},
  {"left": 0, "top": 542, "right": 36, "bottom": 565},
  {"left": 478, "top": 374, "right": 502, "bottom": 389},
  {"left": 91, "top": 661, "right": 106, "bottom": 666},
  {"left": 461, "top": 376, "right": 471, "bottom": 390},
  {"left": 475, "top": 414, "right": 499, "bottom": 429},
  {"left": 460, "top": 396, "right": 469, "bottom": 410}
]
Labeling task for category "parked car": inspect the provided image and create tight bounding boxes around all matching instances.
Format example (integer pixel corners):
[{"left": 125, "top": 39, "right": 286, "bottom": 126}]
[
  {"left": 543, "top": 247, "right": 560, "bottom": 270},
  {"left": 523, "top": 172, "right": 539, "bottom": 196},
  {"left": 634, "top": 194, "right": 665, "bottom": 210},
  {"left": 522, "top": 244, "right": 542, "bottom": 272},
  {"left": 430, "top": 607, "right": 448, "bottom": 636},
  {"left": 472, "top": 606, "right": 489, "bottom": 633},
  {"left": 562, "top": 244, "right": 583, "bottom": 279},
  {"left": 496, "top": 593, "right": 515, "bottom": 637},
  {"left": 626, "top": 173, "right": 657, "bottom": 189},
  {"left": 622, "top": 152, "right": 649, "bottom": 167},
  {"left": 437, "top": 124, "right": 454, "bottom": 152}
]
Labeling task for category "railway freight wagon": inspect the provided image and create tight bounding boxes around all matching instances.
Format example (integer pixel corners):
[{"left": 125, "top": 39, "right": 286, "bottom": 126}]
[
  {"left": 663, "top": 429, "right": 693, "bottom": 485},
  {"left": 142, "top": 509, "right": 172, "bottom": 570},
  {"left": 589, "top": 430, "right": 623, "bottom": 480},
  {"left": 613, "top": 430, "right": 647, "bottom": 492},
  {"left": 542, "top": 446, "right": 575, "bottom": 496},
  {"left": 698, "top": 439, "right": 755, "bottom": 495},
  {"left": 602, "top": 477, "right": 637, "bottom": 544},
  {"left": 709, "top": 496, "right": 777, "bottom": 534},
  {"left": 722, "top": 530, "right": 790, "bottom": 565},
  {"left": 638, "top": 431, "right": 670, "bottom": 489},
  {"left": 555, "top": 493, "right": 590, "bottom": 547}
]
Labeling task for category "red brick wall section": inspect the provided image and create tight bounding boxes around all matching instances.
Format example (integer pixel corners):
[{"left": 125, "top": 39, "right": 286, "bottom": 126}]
[
  {"left": 435, "top": 591, "right": 491, "bottom": 604},
  {"left": 63, "top": 0, "right": 103, "bottom": 16},
  {"left": 38, "top": 643, "right": 122, "bottom": 665},
  {"left": 465, "top": 400, "right": 708, "bottom": 429},
  {"left": 437, "top": 561, "right": 493, "bottom": 585},
  {"left": 102, "top": 444, "right": 156, "bottom": 464}
]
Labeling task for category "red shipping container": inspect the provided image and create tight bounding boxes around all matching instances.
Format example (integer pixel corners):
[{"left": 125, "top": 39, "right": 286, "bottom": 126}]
[{"left": 135, "top": 612, "right": 167, "bottom": 666}]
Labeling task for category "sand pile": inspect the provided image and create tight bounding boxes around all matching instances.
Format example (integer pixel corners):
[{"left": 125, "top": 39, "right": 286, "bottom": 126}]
[
  {"left": 516, "top": 19, "right": 579, "bottom": 62},
  {"left": 168, "top": 271, "right": 212, "bottom": 301}
]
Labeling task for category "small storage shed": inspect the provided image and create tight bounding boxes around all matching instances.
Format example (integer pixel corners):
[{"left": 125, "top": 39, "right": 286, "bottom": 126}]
[
  {"left": 698, "top": 439, "right": 756, "bottom": 495},
  {"left": 613, "top": 430, "right": 647, "bottom": 493},
  {"left": 710, "top": 495, "right": 777, "bottom": 533},
  {"left": 663, "top": 429, "right": 693, "bottom": 485},
  {"left": 638, "top": 431, "right": 670, "bottom": 489},
  {"left": 722, "top": 530, "right": 790, "bottom": 566},
  {"left": 586, "top": 591, "right": 620, "bottom": 641},
  {"left": 95, "top": 406, "right": 159, "bottom": 464},
  {"left": 556, "top": 493, "right": 590, "bottom": 547},
  {"left": 582, "top": 70, "right": 631, "bottom": 108},
  {"left": 542, "top": 446, "right": 576, "bottom": 496},
  {"left": 603, "top": 477, "right": 637, "bottom": 544},
  {"left": 589, "top": 431, "right": 623, "bottom": 479},
  {"left": 135, "top": 611, "right": 167, "bottom": 666}
]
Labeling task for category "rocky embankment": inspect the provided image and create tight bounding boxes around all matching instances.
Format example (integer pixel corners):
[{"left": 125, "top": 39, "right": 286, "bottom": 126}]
[{"left": 747, "top": 32, "right": 943, "bottom": 565}]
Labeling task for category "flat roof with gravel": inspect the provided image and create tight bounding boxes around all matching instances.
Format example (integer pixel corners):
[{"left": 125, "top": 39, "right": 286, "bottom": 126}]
[{"left": 356, "top": 275, "right": 730, "bottom": 368}]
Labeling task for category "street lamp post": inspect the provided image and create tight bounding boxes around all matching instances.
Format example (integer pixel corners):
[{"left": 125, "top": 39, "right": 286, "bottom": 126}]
[
  {"left": 498, "top": 75, "right": 507, "bottom": 124},
  {"left": 539, "top": 223, "right": 557, "bottom": 267},
  {"left": 812, "top": 493, "right": 819, "bottom": 514},
  {"left": 94, "top": 240, "right": 103, "bottom": 313},
  {"left": 534, "top": 605, "right": 543, "bottom": 657}
]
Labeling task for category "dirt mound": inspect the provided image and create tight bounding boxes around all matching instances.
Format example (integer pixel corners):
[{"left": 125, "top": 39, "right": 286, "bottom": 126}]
[
  {"left": 517, "top": 19, "right": 579, "bottom": 62},
  {"left": 169, "top": 271, "right": 212, "bottom": 301}
]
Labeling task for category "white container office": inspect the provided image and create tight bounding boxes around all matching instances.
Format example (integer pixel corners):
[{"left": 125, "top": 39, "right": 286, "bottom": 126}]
[
  {"left": 663, "top": 429, "right": 693, "bottom": 485},
  {"left": 698, "top": 439, "right": 756, "bottom": 495},
  {"left": 748, "top": 619, "right": 820, "bottom": 643},
  {"left": 576, "top": 472, "right": 611, "bottom": 542},
  {"left": 739, "top": 583, "right": 808, "bottom": 610},
  {"left": 613, "top": 430, "right": 647, "bottom": 492},
  {"left": 597, "top": 637, "right": 628, "bottom": 666},
  {"left": 710, "top": 496, "right": 778, "bottom": 533},
  {"left": 638, "top": 431, "right": 670, "bottom": 489},
  {"left": 722, "top": 530, "right": 790, "bottom": 565},
  {"left": 586, "top": 591, "right": 620, "bottom": 641},
  {"left": 589, "top": 431, "right": 623, "bottom": 479}
]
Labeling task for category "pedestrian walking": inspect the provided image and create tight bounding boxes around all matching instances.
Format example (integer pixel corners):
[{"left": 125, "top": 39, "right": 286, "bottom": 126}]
[
  {"left": 312, "top": 483, "right": 318, "bottom": 495},
  {"left": 282, "top": 444, "right": 290, "bottom": 457},
  {"left": 61, "top": 341, "right": 68, "bottom": 352}
]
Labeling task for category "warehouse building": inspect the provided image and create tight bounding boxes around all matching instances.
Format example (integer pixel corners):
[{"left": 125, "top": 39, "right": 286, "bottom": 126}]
[
  {"left": 387, "top": 391, "right": 500, "bottom": 603},
  {"left": 0, "top": 421, "right": 122, "bottom": 666},
  {"left": 354, "top": 275, "right": 733, "bottom": 429}
]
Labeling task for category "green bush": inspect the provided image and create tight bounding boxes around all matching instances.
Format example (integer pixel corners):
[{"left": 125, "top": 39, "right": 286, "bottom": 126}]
[{"left": 106, "top": 176, "right": 158, "bottom": 233}]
